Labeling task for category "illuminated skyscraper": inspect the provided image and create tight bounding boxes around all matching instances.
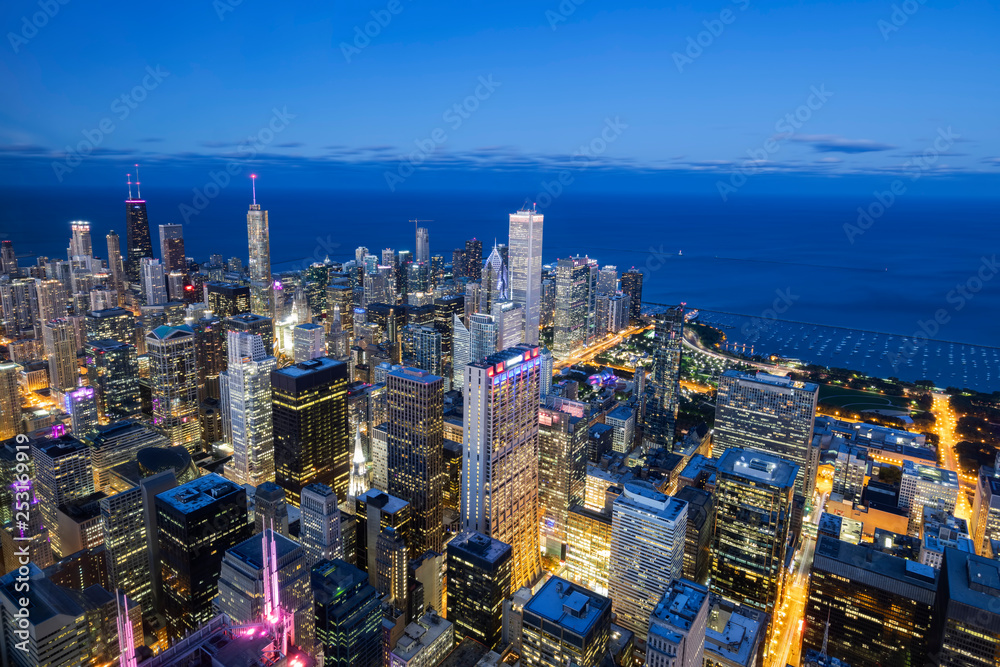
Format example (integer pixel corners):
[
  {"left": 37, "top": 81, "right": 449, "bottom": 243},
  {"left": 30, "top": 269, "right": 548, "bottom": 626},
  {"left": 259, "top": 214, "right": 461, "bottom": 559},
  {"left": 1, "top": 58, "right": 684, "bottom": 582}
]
[
  {"left": 146, "top": 324, "right": 201, "bottom": 453},
  {"left": 293, "top": 322, "right": 326, "bottom": 362},
  {"left": 312, "top": 559, "right": 382, "bottom": 667},
  {"left": 0, "top": 240, "right": 18, "bottom": 277},
  {"left": 247, "top": 178, "right": 273, "bottom": 319},
  {"left": 462, "top": 344, "right": 542, "bottom": 592},
  {"left": 32, "top": 434, "right": 95, "bottom": 560},
  {"left": 300, "top": 482, "right": 343, "bottom": 567},
  {"left": 711, "top": 448, "right": 797, "bottom": 618},
  {"left": 465, "top": 238, "right": 483, "bottom": 280},
  {"left": 68, "top": 220, "right": 93, "bottom": 260},
  {"left": 387, "top": 367, "right": 444, "bottom": 557},
  {"left": 125, "top": 177, "right": 153, "bottom": 284},
  {"left": 141, "top": 257, "right": 168, "bottom": 306},
  {"left": 84, "top": 307, "right": 134, "bottom": 346},
  {"left": 155, "top": 474, "right": 252, "bottom": 641},
  {"left": 554, "top": 256, "right": 592, "bottom": 358},
  {"left": 66, "top": 386, "right": 99, "bottom": 435},
  {"left": 620, "top": 268, "right": 643, "bottom": 325},
  {"left": 452, "top": 314, "right": 470, "bottom": 391},
  {"left": 972, "top": 460, "right": 1000, "bottom": 556},
  {"left": 0, "top": 362, "right": 21, "bottom": 440},
  {"left": 608, "top": 481, "right": 687, "bottom": 639},
  {"left": 521, "top": 576, "right": 611, "bottom": 667},
  {"left": 933, "top": 548, "right": 1000, "bottom": 666},
  {"left": 42, "top": 317, "right": 77, "bottom": 393},
  {"left": 538, "top": 396, "right": 588, "bottom": 559},
  {"left": 713, "top": 370, "right": 819, "bottom": 523},
  {"left": 642, "top": 305, "right": 684, "bottom": 449},
  {"left": 508, "top": 206, "right": 543, "bottom": 345},
  {"left": 221, "top": 330, "right": 277, "bottom": 487},
  {"left": 446, "top": 531, "right": 513, "bottom": 650},
  {"left": 226, "top": 312, "right": 274, "bottom": 352},
  {"left": 480, "top": 244, "right": 509, "bottom": 313},
  {"left": 272, "top": 358, "right": 350, "bottom": 506},
  {"left": 106, "top": 230, "right": 126, "bottom": 307},
  {"left": 158, "top": 223, "right": 186, "bottom": 272}
]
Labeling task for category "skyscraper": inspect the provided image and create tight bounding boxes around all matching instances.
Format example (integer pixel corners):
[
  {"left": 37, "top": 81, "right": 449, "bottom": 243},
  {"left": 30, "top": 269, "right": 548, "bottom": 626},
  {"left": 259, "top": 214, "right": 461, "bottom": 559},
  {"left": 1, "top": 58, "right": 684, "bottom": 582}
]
[
  {"left": 42, "top": 317, "right": 77, "bottom": 393},
  {"left": 521, "top": 576, "right": 612, "bottom": 667},
  {"left": 538, "top": 396, "right": 588, "bottom": 559},
  {"left": 226, "top": 312, "right": 274, "bottom": 352},
  {"left": 68, "top": 220, "right": 93, "bottom": 259},
  {"left": 642, "top": 305, "right": 684, "bottom": 449},
  {"left": 125, "top": 181, "right": 153, "bottom": 284},
  {"left": 415, "top": 227, "right": 430, "bottom": 264},
  {"left": 508, "top": 206, "right": 543, "bottom": 345},
  {"left": 106, "top": 230, "right": 125, "bottom": 307},
  {"left": 158, "top": 223, "right": 186, "bottom": 272},
  {"left": 713, "top": 370, "right": 819, "bottom": 520},
  {"left": 554, "top": 256, "right": 592, "bottom": 357},
  {"left": 155, "top": 474, "right": 252, "bottom": 641},
  {"left": 84, "top": 307, "right": 134, "bottom": 346},
  {"left": 465, "top": 238, "right": 483, "bottom": 280},
  {"left": 373, "top": 525, "right": 409, "bottom": 610},
  {"left": 462, "top": 344, "right": 543, "bottom": 592},
  {"left": 272, "top": 357, "right": 350, "bottom": 506},
  {"left": 0, "top": 239, "right": 18, "bottom": 277},
  {"left": 140, "top": 257, "right": 168, "bottom": 306},
  {"left": 452, "top": 313, "right": 470, "bottom": 390},
  {"left": 711, "top": 448, "right": 797, "bottom": 617},
  {"left": 646, "top": 579, "right": 709, "bottom": 667},
  {"left": 0, "top": 362, "right": 21, "bottom": 440},
  {"left": 480, "top": 243, "right": 509, "bottom": 313},
  {"left": 300, "top": 482, "right": 343, "bottom": 566},
  {"left": 972, "top": 460, "right": 1000, "bottom": 556},
  {"left": 247, "top": 179, "right": 273, "bottom": 319},
  {"left": 387, "top": 367, "right": 444, "bottom": 557},
  {"left": 32, "top": 434, "right": 95, "bottom": 560},
  {"left": 621, "top": 269, "right": 643, "bottom": 325},
  {"left": 312, "top": 559, "right": 383, "bottom": 667},
  {"left": 446, "top": 531, "right": 513, "bottom": 650},
  {"left": 146, "top": 324, "right": 201, "bottom": 453},
  {"left": 293, "top": 322, "right": 326, "bottom": 362},
  {"left": 65, "top": 386, "right": 99, "bottom": 435},
  {"left": 221, "top": 330, "right": 277, "bottom": 487},
  {"left": 933, "top": 547, "right": 1000, "bottom": 665},
  {"left": 608, "top": 481, "right": 688, "bottom": 639}
]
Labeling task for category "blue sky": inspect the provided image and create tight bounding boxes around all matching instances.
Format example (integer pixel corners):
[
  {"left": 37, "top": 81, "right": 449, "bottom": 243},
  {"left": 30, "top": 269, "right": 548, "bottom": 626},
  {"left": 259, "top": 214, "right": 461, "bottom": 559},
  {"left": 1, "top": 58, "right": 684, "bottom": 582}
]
[{"left": 1, "top": 0, "right": 998, "bottom": 190}]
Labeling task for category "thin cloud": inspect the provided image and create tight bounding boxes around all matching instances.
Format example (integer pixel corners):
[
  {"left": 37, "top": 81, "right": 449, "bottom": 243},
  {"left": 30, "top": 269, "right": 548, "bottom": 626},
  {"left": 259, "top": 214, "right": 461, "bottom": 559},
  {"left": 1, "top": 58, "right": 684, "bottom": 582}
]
[{"left": 790, "top": 134, "right": 896, "bottom": 153}]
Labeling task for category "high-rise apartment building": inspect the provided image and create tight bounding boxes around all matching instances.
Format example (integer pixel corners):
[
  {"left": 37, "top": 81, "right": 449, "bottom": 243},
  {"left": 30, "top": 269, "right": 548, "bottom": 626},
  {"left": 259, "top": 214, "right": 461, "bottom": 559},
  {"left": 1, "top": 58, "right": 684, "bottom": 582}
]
[
  {"left": 147, "top": 325, "right": 201, "bottom": 453},
  {"left": 521, "top": 576, "right": 611, "bottom": 667},
  {"left": 446, "top": 531, "right": 513, "bottom": 650},
  {"left": 43, "top": 317, "right": 77, "bottom": 393},
  {"left": 387, "top": 367, "right": 444, "bottom": 557},
  {"left": 643, "top": 306, "right": 684, "bottom": 448},
  {"left": 221, "top": 330, "right": 277, "bottom": 487},
  {"left": 300, "top": 482, "right": 343, "bottom": 566},
  {"left": 84, "top": 307, "right": 134, "bottom": 345},
  {"left": 508, "top": 207, "right": 543, "bottom": 345},
  {"left": 154, "top": 474, "right": 252, "bottom": 641},
  {"left": 713, "top": 371, "right": 819, "bottom": 509},
  {"left": 711, "top": 448, "right": 797, "bottom": 617},
  {"left": 620, "top": 269, "right": 643, "bottom": 325},
  {"left": 141, "top": 257, "right": 168, "bottom": 306},
  {"left": 565, "top": 504, "right": 613, "bottom": 596},
  {"left": 65, "top": 386, "right": 98, "bottom": 435},
  {"left": 158, "top": 223, "right": 186, "bottom": 272},
  {"left": 463, "top": 344, "right": 543, "bottom": 592},
  {"left": 272, "top": 357, "right": 350, "bottom": 506},
  {"left": 609, "top": 481, "right": 688, "bottom": 639},
  {"left": 415, "top": 227, "right": 430, "bottom": 264},
  {"left": 106, "top": 230, "right": 125, "bottom": 306}
]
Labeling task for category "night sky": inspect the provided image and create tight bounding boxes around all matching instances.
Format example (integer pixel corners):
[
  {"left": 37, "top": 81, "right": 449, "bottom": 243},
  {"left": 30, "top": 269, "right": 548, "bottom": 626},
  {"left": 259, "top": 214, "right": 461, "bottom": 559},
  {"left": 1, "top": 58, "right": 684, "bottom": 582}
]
[{"left": 1, "top": 0, "right": 998, "bottom": 190}]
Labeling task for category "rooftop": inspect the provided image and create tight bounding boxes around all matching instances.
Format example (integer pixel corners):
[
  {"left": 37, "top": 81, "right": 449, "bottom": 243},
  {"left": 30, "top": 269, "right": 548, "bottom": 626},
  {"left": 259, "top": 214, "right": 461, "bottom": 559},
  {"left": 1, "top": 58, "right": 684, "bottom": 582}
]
[
  {"left": 448, "top": 530, "right": 512, "bottom": 564},
  {"left": 156, "top": 473, "right": 244, "bottom": 514},
  {"left": 813, "top": 536, "right": 938, "bottom": 603},
  {"left": 358, "top": 489, "right": 409, "bottom": 515},
  {"left": 941, "top": 548, "right": 1000, "bottom": 616},
  {"left": 718, "top": 448, "right": 798, "bottom": 489},
  {"left": 617, "top": 481, "right": 687, "bottom": 521},
  {"left": 523, "top": 576, "right": 610, "bottom": 637},
  {"left": 705, "top": 597, "right": 766, "bottom": 667},
  {"left": 651, "top": 579, "right": 709, "bottom": 632},
  {"left": 722, "top": 368, "right": 818, "bottom": 392},
  {"left": 227, "top": 529, "right": 301, "bottom": 570},
  {"left": 392, "top": 612, "right": 453, "bottom": 660},
  {"left": 606, "top": 405, "right": 634, "bottom": 422}
]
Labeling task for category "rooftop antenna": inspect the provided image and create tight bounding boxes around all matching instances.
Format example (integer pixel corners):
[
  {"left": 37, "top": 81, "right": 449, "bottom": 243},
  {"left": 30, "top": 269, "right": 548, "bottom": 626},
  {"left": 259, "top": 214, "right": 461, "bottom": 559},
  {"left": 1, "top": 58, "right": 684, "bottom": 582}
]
[
  {"left": 251, "top": 174, "right": 257, "bottom": 205},
  {"left": 127, "top": 173, "right": 133, "bottom": 200},
  {"left": 134, "top": 164, "right": 141, "bottom": 199}
]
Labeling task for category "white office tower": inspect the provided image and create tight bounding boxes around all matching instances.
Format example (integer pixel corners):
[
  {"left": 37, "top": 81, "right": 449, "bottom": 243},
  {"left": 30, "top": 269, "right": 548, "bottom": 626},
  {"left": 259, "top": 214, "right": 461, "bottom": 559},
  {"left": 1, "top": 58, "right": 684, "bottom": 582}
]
[
  {"left": 462, "top": 344, "right": 543, "bottom": 592},
  {"left": 646, "top": 579, "right": 709, "bottom": 667},
  {"left": 140, "top": 258, "right": 167, "bottom": 306},
  {"left": 609, "top": 481, "right": 688, "bottom": 639},
  {"left": 247, "top": 183, "right": 273, "bottom": 319},
  {"left": 469, "top": 313, "right": 498, "bottom": 364},
  {"left": 42, "top": 318, "right": 77, "bottom": 393},
  {"left": 221, "top": 330, "right": 277, "bottom": 487},
  {"left": 452, "top": 313, "right": 471, "bottom": 390},
  {"left": 68, "top": 220, "right": 93, "bottom": 260},
  {"left": 416, "top": 227, "right": 430, "bottom": 263},
  {"left": 508, "top": 206, "right": 543, "bottom": 345},
  {"left": 491, "top": 300, "right": 524, "bottom": 352},
  {"left": 293, "top": 322, "right": 326, "bottom": 363},
  {"left": 299, "top": 482, "right": 342, "bottom": 566}
]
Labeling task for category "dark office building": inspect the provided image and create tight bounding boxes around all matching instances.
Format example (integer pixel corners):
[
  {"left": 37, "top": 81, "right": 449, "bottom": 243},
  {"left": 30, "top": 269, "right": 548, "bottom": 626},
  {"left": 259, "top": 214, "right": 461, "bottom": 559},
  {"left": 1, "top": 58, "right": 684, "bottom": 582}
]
[
  {"left": 125, "top": 196, "right": 153, "bottom": 283},
  {"left": 355, "top": 489, "right": 411, "bottom": 576},
  {"left": 272, "top": 357, "right": 350, "bottom": 506},
  {"left": 205, "top": 281, "right": 251, "bottom": 319},
  {"left": 804, "top": 536, "right": 938, "bottom": 667},
  {"left": 446, "top": 531, "right": 513, "bottom": 650},
  {"left": 642, "top": 305, "right": 684, "bottom": 449},
  {"left": 192, "top": 315, "right": 227, "bottom": 401},
  {"left": 154, "top": 473, "right": 252, "bottom": 641},
  {"left": 675, "top": 485, "right": 714, "bottom": 584},
  {"left": 620, "top": 269, "right": 643, "bottom": 325},
  {"left": 84, "top": 339, "right": 140, "bottom": 422},
  {"left": 464, "top": 238, "right": 483, "bottom": 279},
  {"left": 931, "top": 548, "right": 1000, "bottom": 666},
  {"left": 312, "top": 559, "right": 382, "bottom": 667}
]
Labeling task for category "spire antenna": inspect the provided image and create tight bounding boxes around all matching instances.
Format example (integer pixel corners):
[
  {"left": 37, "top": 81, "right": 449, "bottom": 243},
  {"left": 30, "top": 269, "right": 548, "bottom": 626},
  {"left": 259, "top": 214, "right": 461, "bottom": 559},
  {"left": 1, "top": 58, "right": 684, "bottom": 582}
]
[
  {"left": 134, "top": 164, "right": 141, "bottom": 199},
  {"left": 127, "top": 173, "right": 133, "bottom": 200},
  {"left": 251, "top": 174, "right": 257, "bottom": 205}
]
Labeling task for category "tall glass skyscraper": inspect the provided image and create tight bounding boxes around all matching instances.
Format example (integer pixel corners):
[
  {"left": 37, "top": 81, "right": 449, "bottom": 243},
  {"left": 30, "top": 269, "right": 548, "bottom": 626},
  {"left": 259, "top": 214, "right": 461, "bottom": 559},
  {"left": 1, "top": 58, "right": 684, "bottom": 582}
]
[
  {"left": 642, "top": 305, "right": 684, "bottom": 449},
  {"left": 147, "top": 324, "right": 201, "bottom": 453},
  {"left": 220, "top": 331, "right": 277, "bottom": 487},
  {"left": 508, "top": 206, "right": 543, "bottom": 345},
  {"left": 247, "top": 187, "right": 273, "bottom": 319},
  {"left": 125, "top": 190, "right": 153, "bottom": 284}
]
